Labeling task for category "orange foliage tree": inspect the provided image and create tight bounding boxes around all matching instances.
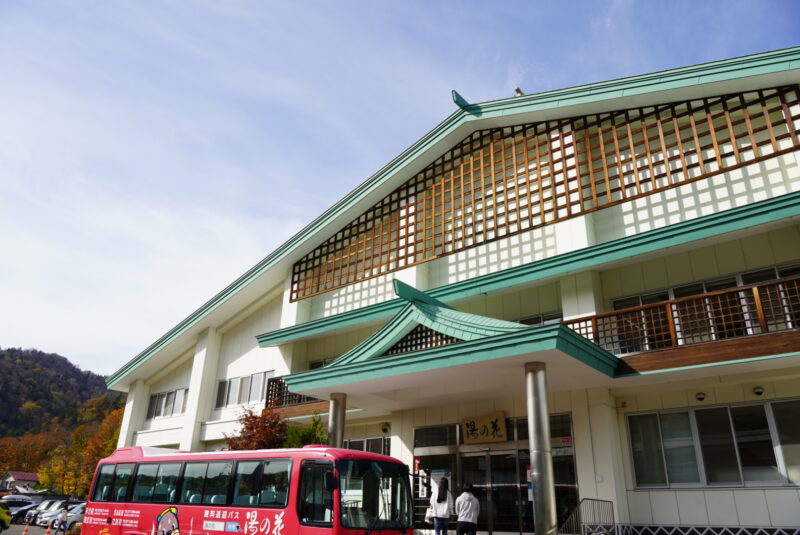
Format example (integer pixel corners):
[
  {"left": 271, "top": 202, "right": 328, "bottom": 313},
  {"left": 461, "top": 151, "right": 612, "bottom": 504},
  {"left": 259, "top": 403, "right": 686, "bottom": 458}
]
[
  {"left": 224, "top": 407, "right": 288, "bottom": 450},
  {"left": 0, "top": 431, "right": 63, "bottom": 473},
  {"left": 37, "top": 406, "right": 124, "bottom": 497}
]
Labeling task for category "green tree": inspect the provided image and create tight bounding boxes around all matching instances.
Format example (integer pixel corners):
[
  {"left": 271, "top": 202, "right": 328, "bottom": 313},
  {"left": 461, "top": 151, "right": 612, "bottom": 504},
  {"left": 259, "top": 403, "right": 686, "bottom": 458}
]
[{"left": 284, "top": 414, "right": 328, "bottom": 448}]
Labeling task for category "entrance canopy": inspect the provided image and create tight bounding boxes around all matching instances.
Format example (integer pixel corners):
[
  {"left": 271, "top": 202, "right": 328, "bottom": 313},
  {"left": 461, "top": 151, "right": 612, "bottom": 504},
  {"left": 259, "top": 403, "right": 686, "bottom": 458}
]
[{"left": 282, "top": 281, "right": 619, "bottom": 413}]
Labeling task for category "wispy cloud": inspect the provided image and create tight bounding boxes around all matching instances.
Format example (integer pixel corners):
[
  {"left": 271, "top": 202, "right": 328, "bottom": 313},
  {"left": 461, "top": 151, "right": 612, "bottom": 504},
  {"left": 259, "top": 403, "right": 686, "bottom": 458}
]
[{"left": 0, "top": 0, "right": 797, "bottom": 374}]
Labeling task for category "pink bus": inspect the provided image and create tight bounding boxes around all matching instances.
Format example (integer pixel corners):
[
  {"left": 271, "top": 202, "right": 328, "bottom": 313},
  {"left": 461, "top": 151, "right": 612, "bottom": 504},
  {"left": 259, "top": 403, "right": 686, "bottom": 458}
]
[{"left": 82, "top": 446, "right": 413, "bottom": 535}]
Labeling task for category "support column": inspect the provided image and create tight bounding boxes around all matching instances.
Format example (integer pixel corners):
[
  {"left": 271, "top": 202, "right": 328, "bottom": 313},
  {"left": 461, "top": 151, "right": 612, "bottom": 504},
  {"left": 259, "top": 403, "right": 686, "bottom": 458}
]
[
  {"left": 526, "top": 362, "right": 557, "bottom": 535},
  {"left": 117, "top": 379, "right": 149, "bottom": 448},
  {"left": 327, "top": 393, "right": 346, "bottom": 447},
  {"left": 181, "top": 327, "right": 222, "bottom": 451}
]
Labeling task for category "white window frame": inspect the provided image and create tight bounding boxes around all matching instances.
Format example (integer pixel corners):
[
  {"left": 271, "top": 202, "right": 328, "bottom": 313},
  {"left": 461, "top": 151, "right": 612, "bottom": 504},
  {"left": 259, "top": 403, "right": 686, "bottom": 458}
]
[{"left": 627, "top": 400, "right": 798, "bottom": 489}]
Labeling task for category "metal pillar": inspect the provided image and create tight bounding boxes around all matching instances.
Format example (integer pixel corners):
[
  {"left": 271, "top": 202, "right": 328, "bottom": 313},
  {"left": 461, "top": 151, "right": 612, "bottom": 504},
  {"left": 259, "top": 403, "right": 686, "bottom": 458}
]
[
  {"left": 525, "top": 362, "right": 557, "bottom": 535},
  {"left": 327, "top": 393, "right": 346, "bottom": 447}
]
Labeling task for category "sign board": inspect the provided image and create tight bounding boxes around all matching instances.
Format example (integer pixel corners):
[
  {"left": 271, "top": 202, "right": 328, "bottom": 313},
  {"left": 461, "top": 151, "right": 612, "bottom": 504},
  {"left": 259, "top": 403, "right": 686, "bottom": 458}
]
[{"left": 460, "top": 411, "right": 507, "bottom": 444}]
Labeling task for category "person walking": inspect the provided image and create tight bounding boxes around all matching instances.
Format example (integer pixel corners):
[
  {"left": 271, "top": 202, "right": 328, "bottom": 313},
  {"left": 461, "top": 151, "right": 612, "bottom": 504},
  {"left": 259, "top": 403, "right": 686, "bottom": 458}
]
[
  {"left": 455, "top": 484, "right": 479, "bottom": 535},
  {"left": 429, "top": 477, "right": 453, "bottom": 535},
  {"left": 55, "top": 505, "right": 69, "bottom": 535}
]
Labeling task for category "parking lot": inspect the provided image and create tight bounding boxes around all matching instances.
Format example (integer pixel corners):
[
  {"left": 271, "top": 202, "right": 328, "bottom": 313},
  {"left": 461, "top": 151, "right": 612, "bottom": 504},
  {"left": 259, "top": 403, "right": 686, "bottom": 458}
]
[{"left": 5, "top": 526, "right": 50, "bottom": 535}]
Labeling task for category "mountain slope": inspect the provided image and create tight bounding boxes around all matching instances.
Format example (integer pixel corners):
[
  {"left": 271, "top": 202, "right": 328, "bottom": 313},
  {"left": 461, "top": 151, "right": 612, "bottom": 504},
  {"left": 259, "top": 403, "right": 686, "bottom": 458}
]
[{"left": 0, "top": 347, "right": 113, "bottom": 437}]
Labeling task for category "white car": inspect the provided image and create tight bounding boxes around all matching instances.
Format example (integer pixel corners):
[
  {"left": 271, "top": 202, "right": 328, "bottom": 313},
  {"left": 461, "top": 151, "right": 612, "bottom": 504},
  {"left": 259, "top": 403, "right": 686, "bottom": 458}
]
[{"left": 59, "top": 503, "right": 85, "bottom": 531}]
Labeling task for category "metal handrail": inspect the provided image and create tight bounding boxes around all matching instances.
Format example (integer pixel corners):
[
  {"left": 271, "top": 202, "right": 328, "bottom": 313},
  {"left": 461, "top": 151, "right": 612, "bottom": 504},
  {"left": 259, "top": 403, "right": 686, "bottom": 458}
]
[{"left": 558, "top": 498, "right": 615, "bottom": 535}]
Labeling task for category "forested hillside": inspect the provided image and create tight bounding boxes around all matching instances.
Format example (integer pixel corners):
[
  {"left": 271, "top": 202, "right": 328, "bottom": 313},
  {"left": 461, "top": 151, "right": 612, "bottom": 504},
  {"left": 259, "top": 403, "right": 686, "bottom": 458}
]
[
  {"left": 0, "top": 347, "right": 125, "bottom": 497},
  {"left": 0, "top": 347, "right": 111, "bottom": 436}
]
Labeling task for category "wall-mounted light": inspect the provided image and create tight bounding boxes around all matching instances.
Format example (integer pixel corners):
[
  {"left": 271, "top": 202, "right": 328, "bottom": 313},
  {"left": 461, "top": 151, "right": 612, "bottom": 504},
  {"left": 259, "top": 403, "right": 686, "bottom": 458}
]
[
  {"left": 752, "top": 386, "right": 765, "bottom": 396},
  {"left": 695, "top": 392, "right": 706, "bottom": 402}
]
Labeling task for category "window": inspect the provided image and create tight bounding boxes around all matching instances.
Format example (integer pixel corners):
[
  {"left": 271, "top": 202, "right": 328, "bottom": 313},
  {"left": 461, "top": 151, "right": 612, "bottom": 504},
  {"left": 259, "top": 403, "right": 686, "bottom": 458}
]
[
  {"left": 92, "top": 463, "right": 135, "bottom": 502},
  {"left": 298, "top": 461, "right": 333, "bottom": 525},
  {"left": 215, "top": 372, "right": 274, "bottom": 409},
  {"left": 518, "top": 311, "right": 563, "bottom": 326},
  {"left": 131, "top": 463, "right": 181, "bottom": 503},
  {"left": 232, "top": 459, "right": 292, "bottom": 507},
  {"left": 612, "top": 263, "right": 800, "bottom": 310},
  {"left": 628, "top": 402, "right": 797, "bottom": 488},
  {"left": 309, "top": 357, "right": 337, "bottom": 370},
  {"left": 414, "top": 425, "right": 458, "bottom": 448},
  {"left": 179, "top": 462, "right": 233, "bottom": 504},
  {"left": 146, "top": 389, "right": 189, "bottom": 419}
]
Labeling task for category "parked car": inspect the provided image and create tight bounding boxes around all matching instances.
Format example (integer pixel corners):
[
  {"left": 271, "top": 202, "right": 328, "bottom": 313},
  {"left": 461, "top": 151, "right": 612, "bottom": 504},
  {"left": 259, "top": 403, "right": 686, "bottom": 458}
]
[
  {"left": 39, "top": 501, "right": 82, "bottom": 528},
  {"left": 0, "top": 496, "right": 35, "bottom": 514},
  {"left": 0, "top": 503, "right": 11, "bottom": 532},
  {"left": 11, "top": 504, "right": 37, "bottom": 524},
  {"left": 24, "top": 499, "right": 54, "bottom": 525},
  {"left": 55, "top": 503, "right": 85, "bottom": 532}
]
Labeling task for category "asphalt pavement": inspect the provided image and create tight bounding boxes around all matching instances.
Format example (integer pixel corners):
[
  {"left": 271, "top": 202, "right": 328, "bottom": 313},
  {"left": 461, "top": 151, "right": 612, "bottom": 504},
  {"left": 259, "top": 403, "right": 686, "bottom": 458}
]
[{"left": 5, "top": 525, "right": 50, "bottom": 535}]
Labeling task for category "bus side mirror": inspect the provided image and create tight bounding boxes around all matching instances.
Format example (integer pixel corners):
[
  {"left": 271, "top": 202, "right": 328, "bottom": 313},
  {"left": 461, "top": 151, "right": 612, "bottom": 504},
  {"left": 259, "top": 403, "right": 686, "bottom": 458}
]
[{"left": 324, "top": 471, "right": 338, "bottom": 492}]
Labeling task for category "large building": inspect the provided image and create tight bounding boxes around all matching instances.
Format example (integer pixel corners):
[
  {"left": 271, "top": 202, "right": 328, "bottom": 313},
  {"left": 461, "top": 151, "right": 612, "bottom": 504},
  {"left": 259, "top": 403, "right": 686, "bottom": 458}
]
[{"left": 108, "top": 47, "right": 800, "bottom": 534}]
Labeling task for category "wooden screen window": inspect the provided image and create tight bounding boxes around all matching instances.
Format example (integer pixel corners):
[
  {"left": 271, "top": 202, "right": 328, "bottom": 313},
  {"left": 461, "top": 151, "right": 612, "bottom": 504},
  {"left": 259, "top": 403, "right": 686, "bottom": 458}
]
[
  {"left": 382, "top": 324, "right": 460, "bottom": 356},
  {"left": 292, "top": 85, "right": 800, "bottom": 301}
]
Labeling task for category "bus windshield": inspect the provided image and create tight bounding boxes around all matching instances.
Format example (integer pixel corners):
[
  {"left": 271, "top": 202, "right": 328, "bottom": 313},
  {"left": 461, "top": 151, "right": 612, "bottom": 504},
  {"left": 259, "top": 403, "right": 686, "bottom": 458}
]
[{"left": 338, "top": 459, "right": 412, "bottom": 530}]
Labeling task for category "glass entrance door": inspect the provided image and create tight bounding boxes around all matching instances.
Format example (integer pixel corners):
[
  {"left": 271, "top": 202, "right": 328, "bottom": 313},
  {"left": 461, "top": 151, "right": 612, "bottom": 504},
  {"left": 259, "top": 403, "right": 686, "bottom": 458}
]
[{"left": 461, "top": 451, "right": 524, "bottom": 534}]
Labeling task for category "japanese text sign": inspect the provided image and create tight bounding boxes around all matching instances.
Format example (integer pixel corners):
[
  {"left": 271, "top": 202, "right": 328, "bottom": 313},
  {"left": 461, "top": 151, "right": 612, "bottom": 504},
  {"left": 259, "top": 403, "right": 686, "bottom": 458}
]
[{"left": 460, "top": 411, "right": 507, "bottom": 444}]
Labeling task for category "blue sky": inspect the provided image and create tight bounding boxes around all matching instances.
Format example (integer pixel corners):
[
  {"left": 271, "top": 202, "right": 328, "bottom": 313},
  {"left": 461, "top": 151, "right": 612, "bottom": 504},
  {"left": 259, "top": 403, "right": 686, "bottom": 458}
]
[{"left": 1, "top": 0, "right": 798, "bottom": 375}]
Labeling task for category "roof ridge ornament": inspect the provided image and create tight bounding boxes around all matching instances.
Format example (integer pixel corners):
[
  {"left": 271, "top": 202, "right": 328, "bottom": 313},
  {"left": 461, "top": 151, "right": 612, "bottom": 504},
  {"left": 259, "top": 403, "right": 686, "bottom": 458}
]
[
  {"left": 451, "top": 89, "right": 470, "bottom": 109},
  {"left": 393, "top": 279, "right": 454, "bottom": 310}
]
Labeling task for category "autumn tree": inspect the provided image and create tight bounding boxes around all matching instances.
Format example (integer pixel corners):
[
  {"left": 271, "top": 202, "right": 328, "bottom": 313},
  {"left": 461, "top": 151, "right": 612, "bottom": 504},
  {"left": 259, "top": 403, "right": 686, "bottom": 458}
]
[
  {"left": 0, "top": 431, "right": 63, "bottom": 473},
  {"left": 224, "top": 406, "right": 288, "bottom": 450}
]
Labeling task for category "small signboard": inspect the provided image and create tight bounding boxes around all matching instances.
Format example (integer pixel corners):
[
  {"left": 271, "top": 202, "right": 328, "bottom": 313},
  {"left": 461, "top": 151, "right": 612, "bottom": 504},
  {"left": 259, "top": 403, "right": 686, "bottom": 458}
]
[{"left": 460, "top": 411, "right": 507, "bottom": 444}]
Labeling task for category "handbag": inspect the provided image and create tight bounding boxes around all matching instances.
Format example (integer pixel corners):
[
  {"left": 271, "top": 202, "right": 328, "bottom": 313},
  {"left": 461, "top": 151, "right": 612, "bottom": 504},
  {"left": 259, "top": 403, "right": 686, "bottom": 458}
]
[{"left": 424, "top": 506, "right": 433, "bottom": 524}]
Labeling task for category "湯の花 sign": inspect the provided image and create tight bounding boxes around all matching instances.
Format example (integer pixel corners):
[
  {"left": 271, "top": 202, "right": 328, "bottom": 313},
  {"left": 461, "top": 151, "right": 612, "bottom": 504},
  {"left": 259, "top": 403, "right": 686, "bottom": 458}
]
[{"left": 460, "top": 411, "right": 507, "bottom": 444}]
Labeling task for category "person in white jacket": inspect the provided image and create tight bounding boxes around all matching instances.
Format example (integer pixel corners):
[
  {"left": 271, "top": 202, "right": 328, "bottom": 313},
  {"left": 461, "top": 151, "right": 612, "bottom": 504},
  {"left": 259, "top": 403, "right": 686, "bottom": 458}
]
[
  {"left": 455, "top": 485, "right": 479, "bottom": 535},
  {"left": 429, "top": 477, "right": 453, "bottom": 535}
]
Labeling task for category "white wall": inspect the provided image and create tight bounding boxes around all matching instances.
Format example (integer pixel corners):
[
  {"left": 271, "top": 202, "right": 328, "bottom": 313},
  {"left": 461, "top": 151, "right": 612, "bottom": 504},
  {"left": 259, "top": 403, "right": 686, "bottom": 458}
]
[
  {"left": 594, "top": 151, "right": 800, "bottom": 242},
  {"left": 599, "top": 224, "right": 800, "bottom": 305}
]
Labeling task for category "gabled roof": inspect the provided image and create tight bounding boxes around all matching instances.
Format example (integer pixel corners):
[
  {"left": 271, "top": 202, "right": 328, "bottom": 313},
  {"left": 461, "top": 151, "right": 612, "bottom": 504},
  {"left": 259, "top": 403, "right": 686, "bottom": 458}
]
[
  {"left": 4, "top": 471, "right": 39, "bottom": 482},
  {"left": 331, "top": 280, "right": 529, "bottom": 367},
  {"left": 281, "top": 282, "right": 619, "bottom": 404},
  {"left": 107, "top": 46, "right": 800, "bottom": 391}
]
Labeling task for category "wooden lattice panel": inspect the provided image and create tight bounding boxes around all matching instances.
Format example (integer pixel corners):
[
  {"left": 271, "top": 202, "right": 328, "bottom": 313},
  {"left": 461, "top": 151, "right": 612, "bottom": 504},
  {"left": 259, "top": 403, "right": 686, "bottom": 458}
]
[
  {"left": 292, "top": 86, "right": 800, "bottom": 301},
  {"left": 382, "top": 324, "right": 460, "bottom": 356}
]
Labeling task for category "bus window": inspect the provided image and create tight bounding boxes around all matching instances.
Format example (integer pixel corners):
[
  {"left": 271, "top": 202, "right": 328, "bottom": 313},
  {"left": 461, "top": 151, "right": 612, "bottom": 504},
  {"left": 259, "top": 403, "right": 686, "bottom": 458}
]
[
  {"left": 181, "top": 463, "right": 207, "bottom": 503},
  {"left": 233, "top": 461, "right": 260, "bottom": 505},
  {"left": 298, "top": 461, "right": 333, "bottom": 525},
  {"left": 131, "top": 464, "right": 158, "bottom": 502},
  {"left": 111, "top": 463, "right": 135, "bottom": 502},
  {"left": 92, "top": 464, "right": 116, "bottom": 501},
  {"left": 203, "top": 462, "right": 232, "bottom": 504},
  {"left": 153, "top": 463, "right": 181, "bottom": 502},
  {"left": 179, "top": 462, "right": 233, "bottom": 505},
  {"left": 233, "top": 460, "right": 291, "bottom": 507},
  {"left": 131, "top": 463, "right": 181, "bottom": 503},
  {"left": 260, "top": 460, "right": 290, "bottom": 507}
]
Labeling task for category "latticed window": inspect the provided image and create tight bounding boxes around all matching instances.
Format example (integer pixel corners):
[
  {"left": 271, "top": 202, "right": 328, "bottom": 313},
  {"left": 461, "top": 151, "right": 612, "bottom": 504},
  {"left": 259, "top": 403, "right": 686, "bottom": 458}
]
[
  {"left": 292, "top": 86, "right": 800, "bottom": 301},
  {"left": 382, "top": 324, "right": 460, "bottom": 356}
]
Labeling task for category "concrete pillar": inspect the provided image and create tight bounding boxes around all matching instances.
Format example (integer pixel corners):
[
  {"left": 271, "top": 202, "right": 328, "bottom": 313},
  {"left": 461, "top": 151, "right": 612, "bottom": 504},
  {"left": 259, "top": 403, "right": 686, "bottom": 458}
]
[
  {"left": 526, "top": 362, "right": 557, "bottom": 535},
  {"left": 180, "top": 327, "right": 222, "bottom": 451},
  {"left": 117, "top": 379, "right": 149, "bottom": 448},
  {"left": 327, "top": 393, "right": 347, "bottom": 447}
]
